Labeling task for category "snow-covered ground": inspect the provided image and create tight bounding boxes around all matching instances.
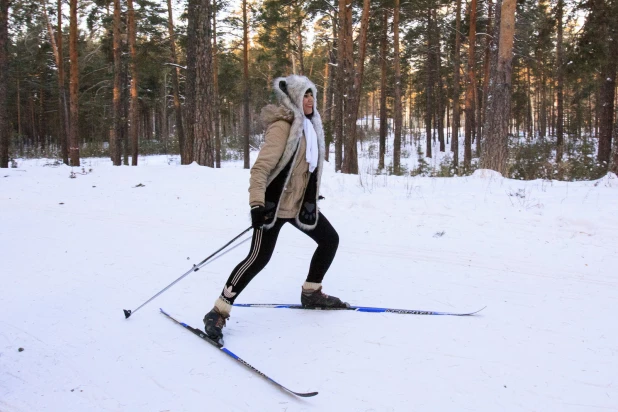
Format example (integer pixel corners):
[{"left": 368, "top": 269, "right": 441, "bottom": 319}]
[{"left": 1, "top": 153, "right": 617, "bottom": 411}]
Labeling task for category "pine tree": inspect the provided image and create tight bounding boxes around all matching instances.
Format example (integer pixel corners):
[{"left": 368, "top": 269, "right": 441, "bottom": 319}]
[
  {"left": 464, "top": 0, "right": 477, "bottom": 170},
  {"left": 0, "top": 0, "right": 11, "bottom": 168},
  {"left": 68, "top": 0, "right": 80, "bottom": 166},
  {"left": 452, "top": 0, "right": 462, "bottom": 168},
  {"left": 0, "top": 0, "right": 8, "bottom": 168},
  {"left": 393, "top": 0, "right": 402, "bottom": 174},
  {"left": 185, "top": 0, "right": 214, "bottom": 166},
  {"left": 556, "top": 0, "right": 564, "bottom": 161},
  {"left": 127, "top": 0, "right": 138, "bottom": 165},
  {"left": 378, "top": 8, "right": 388, "bottom": 171},
  {"left": 112, "top": 0, "right": 122, "bottom": 166},
  {"left": 481, "top": 0, "right": 516, "bottom": 175},
  {"left": 166, "top": 0, "right": 185, "bottom": 163}
]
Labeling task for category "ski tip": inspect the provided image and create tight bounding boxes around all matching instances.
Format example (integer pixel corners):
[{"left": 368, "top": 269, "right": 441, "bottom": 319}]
[
  {"left": 295, "top": 391, "right": 319, "bottom": 397},
  {"left": 159, "top": 308, "right": 169, "bottom": 316},
  {"left": 463, "top": 306, "right": 487, "bottom": 316},
  {"left": 123, "top": 309, "right": 132, "bottom": 319}
]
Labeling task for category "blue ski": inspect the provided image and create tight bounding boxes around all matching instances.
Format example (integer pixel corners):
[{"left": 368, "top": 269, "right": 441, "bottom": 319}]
[
  {"left": 233, "top": 303, "right": 486, "bottom": 316},
  {"left": 159, "top": 308, "right": 318, "bottom": 398}
]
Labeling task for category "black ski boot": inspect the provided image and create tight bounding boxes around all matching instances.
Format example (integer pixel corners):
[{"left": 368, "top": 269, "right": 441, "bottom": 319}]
[
  {"left": 301, "top": 287, "right": 350, "bottom": 309},
  {"left": 203, "top": 307, "right": 228, "bottom": 343}
]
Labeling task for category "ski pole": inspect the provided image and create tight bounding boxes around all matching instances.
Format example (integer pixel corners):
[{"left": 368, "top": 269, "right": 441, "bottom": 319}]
[{"left": 124, "top": 226, "right": 252, "bottom": 319}]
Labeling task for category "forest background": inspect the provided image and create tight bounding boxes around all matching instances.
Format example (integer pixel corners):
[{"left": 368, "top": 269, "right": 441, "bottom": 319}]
[{"left": 2, "top": 0, "right": 618, "bottom": 181}]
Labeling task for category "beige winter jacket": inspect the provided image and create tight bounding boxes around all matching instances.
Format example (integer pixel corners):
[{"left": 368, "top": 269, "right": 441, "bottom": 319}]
[
  {"left": 249, "top": 108, "right": 310, "bottom": 219},
  {"left": 248, "top": 75, "right": 325, "bottom": 230}
]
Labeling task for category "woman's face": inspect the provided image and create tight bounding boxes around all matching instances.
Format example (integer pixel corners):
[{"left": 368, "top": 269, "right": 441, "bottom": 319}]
[{"left": 303, "top": 92, "right": 314, "bottom": 115}]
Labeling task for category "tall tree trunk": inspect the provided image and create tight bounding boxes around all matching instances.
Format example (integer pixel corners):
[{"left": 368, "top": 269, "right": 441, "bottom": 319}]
[
  {"left": 464, "top": 0, "right": 477, "bottom": 170},
  {"left": 433, "top": 8, "right": 445, "bottom": 153},
  {"left": 480, "top": 0, "right": 493, "bottom": 154},
  {"left": 166, "top": 0, "right": 185, "bottom": 162},
  {"left": 526, "top": 66, "right": 532, "bottom": 138},
  {"left": 185, "top": 0, "right": 214, "bottom": 166},
  {"left": 112, "top": 0, "right": 122, "bottom": 165},
  {"left": 58, "top": 0, "right": 68, "bottom": 161},
  {"left": 338, "top": 0, "right": 354, "bottom": 173},
  {"left": 39, "top": 74, "right": 46, "bottom": 149},
  {"left": 322, "top": 60, "right": 329, "bottom": 156},
  {"left": 598, "top": 8, "right": 618, "bottom": 165},
  {"left": 213, "top": 3, "right": 221, "bottom": 168},
  {"left": 0, "top": 0, "right": 8, "bottom": 167},
  {"left": 475, "top": 76, "right": 482, "bottom": 152},
  {"left": 334, "top": 8, "right": 343, "bottom": 172},
  {"left": 17, "top": 77, "right": 21, "bottom": 140},
  {"left": 538, "top": 57, "right": 547, "bottom": 139},
  {"left": 475, "top": 1, "right": 490, "bottom": 156},
  {"left": 364, "top": 93, "right": 369, "bottom": 130},
  {"left": 452, "top": 0, "right": 462, "bottom": 167},
  {"left": 69, "top": 0, "right": 80, "bottom": 166},
  {"left": 592, "top": 89, "right": 601, "bottom": 139},
  {"left": 322, "top": 62, "right": 329, "bottom": 115},
  {"left": 481, "top": 0, "right": 516, "bottom": 175},
  {"left": 161, "top": 72, "right": 168, "bottom": 149},
  {"left": 425, "top": 9, "right": 434, "bottom": 159},
  {"left": 371, "top": 90, "right": 376, "bottom": 132},
  {"left": 339, "top": 1, "right": 351, "bottom": 172},
  {"left": 323, "top": 24, "right": 336, "bottom": 163},
  {"left": 338, "top": 0, "right": 369, "bottom": 174},
  {"left": 612, "top": 121, "right": 618, "bottom": 173},
  {"left": 242, "top": 0, "right": 250, "bottom": 169},
  {"left": 297, "top": 19, "right": 305, "bottom": 75},
  {"left": 29, "top": 94, "right": 36, "bottom": 144},
  {"left": 122, "top": 69, "right": 129, "bottom": 165},
  {"left": 378, "top": 8, "right": 388, "bottom": 170},
  {"left": 128, "top": 0, "right": 139, "bottom": 165},
  {"left": 43, "top": 0, "right": 69, "bottom": 164},
  {"left": 393, "top": 0, "right": 402, "bottom": 174}
]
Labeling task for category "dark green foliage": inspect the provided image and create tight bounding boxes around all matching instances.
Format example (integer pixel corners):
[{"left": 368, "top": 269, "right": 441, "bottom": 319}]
[
  {"left": 409, "top": 145, "right": 430, "bottom": 177},
  {"left": 510, "top": 136, "right": 608, "bottom": 181}
]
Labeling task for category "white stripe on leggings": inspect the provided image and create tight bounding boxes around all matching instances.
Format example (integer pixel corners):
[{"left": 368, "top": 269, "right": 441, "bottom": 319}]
[{"left": 230, "top": 228, "right": 263, "bottom": 286}]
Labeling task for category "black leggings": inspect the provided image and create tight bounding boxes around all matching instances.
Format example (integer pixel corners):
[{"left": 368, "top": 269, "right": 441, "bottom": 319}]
[{"left": 219, "top": 212, "right": 339, "bottom": 303}]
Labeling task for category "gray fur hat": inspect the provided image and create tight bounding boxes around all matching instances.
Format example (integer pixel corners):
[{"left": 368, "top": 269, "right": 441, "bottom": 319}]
[{"left": 272, "top": 75, "right": 319, "bottom": 117}]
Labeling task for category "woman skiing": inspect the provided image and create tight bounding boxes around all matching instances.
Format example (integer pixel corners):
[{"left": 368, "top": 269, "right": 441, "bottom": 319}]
[{"left": 203, "top": 75, "right": 348, "bottom": 342}]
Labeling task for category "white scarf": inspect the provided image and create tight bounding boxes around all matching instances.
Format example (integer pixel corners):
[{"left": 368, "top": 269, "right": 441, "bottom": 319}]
[{"left": 303, "top": 117, "right": 319, "bottom": 173}]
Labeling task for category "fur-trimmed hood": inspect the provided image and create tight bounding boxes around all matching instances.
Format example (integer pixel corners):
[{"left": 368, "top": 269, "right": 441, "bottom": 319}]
[
  {"left": 272, "top": 74, "right": 320, "bottom": 120},
  {"left": 269, "top": 75, "right": 325, "bottom": 163}
]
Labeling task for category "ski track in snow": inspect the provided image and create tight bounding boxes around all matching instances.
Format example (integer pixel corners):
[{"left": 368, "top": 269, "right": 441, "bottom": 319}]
[{"left": 1, "top": 156, "right": 617, "bottom": 411}]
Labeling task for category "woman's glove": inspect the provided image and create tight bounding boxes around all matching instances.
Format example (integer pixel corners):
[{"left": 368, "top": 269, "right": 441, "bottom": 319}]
[
  {"left": 299, "top": 202, "right": 316, "bottom": 223},
  {"left": 251, "top": 205, "right": 266, "bottom": 229}
]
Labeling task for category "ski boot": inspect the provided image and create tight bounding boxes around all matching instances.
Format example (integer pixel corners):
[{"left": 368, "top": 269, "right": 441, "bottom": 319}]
[
  {"left": 203, "top": 307, "right": 228, "bottom": 343},
  {"left": 301, "top": 286, "right": 350, "bottom": 309}
]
